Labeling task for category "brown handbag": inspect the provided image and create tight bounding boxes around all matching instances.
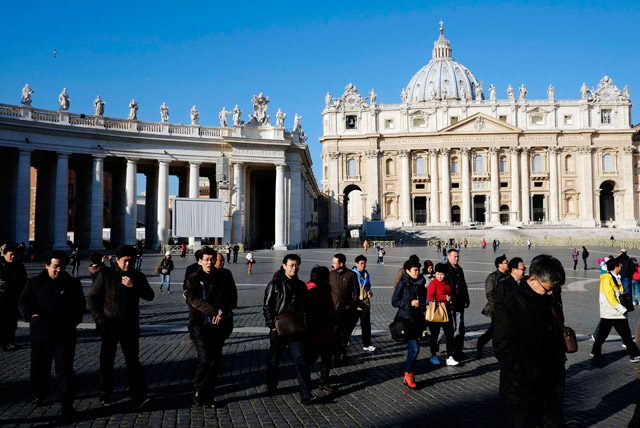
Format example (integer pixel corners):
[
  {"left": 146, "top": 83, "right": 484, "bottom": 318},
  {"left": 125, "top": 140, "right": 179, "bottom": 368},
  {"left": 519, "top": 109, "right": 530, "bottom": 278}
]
[
  {"left": 275, "top": 312, "right": 307, "bottom": 336},
  {"left": 426, "top": 300, "right": 449, "bottom": 323},
  {"left": 551, "top": 304, "right": 578, "bottom": 353}
]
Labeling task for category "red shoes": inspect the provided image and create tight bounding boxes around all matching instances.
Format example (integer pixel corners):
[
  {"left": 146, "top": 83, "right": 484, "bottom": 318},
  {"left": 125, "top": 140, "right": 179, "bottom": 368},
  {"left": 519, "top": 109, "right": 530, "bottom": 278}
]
[{"left": 403, "top": 372, "right": 416, "bottom": 389}]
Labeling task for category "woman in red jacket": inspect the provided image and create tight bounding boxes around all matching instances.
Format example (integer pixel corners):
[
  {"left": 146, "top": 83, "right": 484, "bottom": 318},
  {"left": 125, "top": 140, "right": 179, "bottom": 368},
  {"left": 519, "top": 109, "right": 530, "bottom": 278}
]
[{"left": 426, "top": 263, "right": 458, "bottom": 366}]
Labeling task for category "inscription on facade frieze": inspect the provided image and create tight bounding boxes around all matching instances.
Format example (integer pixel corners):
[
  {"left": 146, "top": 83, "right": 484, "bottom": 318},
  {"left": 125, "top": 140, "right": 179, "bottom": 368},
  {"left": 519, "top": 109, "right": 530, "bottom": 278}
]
[
  {"left": 442, "top": 135, "right": 517, "bottom": 143},
  {"left": 557, "top": 135, "right": 590, "bottom": 143},
  {"left": 233, "top": 144, "right": 284, "bottom": 158},
  {"left": 472, "top": 181, "right": 487, "bottom": 190},
  {"left": 519, "top": 135, "right": 556, "bottom": 143}
]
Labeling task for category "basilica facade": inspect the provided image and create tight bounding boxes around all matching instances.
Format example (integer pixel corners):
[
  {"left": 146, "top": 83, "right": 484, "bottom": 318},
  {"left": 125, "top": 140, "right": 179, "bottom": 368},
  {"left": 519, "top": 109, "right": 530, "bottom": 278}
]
[{"left": 320, "top": 25, "right": 639, "bottom": 234}]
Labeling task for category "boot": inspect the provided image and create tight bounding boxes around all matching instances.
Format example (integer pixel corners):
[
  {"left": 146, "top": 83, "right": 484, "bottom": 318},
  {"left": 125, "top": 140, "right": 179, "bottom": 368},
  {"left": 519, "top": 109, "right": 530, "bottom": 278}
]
[{"left": 403, "top": 372, "right": 416, "bottom": 389}]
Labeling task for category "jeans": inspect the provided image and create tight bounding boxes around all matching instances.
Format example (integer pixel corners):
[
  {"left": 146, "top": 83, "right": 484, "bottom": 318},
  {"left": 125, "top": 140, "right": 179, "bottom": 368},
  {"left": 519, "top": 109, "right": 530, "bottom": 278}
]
[
  {"left": 633, "top": 280, "right": 640, "bottom": 304},
  {"left": 453, "top": 310, "right": 466, "bottom": 358},
  {"left": 266, "top": 330, "right": 312, "bottom": 399},
  {"left": 583, "top": 258, "right": 588, "bottom": 270},
  {"left": 159, "top": 274, "right": 171, "bottom": 291},
  {"left": 405, "top": 339, "right": 420, "bottom": 373},
  {"left": 622, "top": 277, "right": 632, "bottom": 294},
  {"left": 592, "top": 318, "right": 640, "bottom": 358}
]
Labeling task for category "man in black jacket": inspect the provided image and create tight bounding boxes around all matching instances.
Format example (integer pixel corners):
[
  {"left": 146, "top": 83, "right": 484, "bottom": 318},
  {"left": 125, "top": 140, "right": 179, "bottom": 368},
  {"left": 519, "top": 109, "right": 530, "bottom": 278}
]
[
  {"left": 87, "top": 245, "right": 154, "bottom": 410},
  {"left": 493, "top": 254, "right": 567, "bottom": 427},
  {"left": 185, "top": 247, "right": 237, "bottom": 408},
  {"left": 18, "top": 250, "right": 86, "bottom": 421},
  {"left": 619, "top": 249, "right": 634, "bottom": 293},
  {"left": 329, "top": 253, "right": 360, "bottom": 361},
  {"left": 263, "top": 254, "right": 313, "bottom": 403},
  {"left": 0, "top": 244, "right": 28, "bottom": 351},
  {"left": 445, "top": 249, "right": 470, "bottom": 360},
  {"left": 494, "top": 257, "right": 526, "bottom": 311},
  {"left": 477, "top": 255, "right": 508, "bottom": 356}
]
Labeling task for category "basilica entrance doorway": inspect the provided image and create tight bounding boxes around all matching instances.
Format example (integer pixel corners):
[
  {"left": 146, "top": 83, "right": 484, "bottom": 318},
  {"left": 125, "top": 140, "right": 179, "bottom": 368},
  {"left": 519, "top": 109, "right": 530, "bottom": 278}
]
[
  {"left": 451, "top": 205, "right": 461, "bottom": 224},
  {"left": 413, "top": 196, "right": 427, "bottom": 224},
  {"left": 532, "top": 195, "right": 545, "bottom": 222},
  {"left": 500, "top": 205, "right": 510, "bottom": 224},
  {"left": 473, "top": 195, "right": 486, "bottom": 223},
  {"left": 344, "top": 185, "right": 363, "bottom": 227},
  {"left": 599, "top": 181, "right": 615, "bottom": 224}
]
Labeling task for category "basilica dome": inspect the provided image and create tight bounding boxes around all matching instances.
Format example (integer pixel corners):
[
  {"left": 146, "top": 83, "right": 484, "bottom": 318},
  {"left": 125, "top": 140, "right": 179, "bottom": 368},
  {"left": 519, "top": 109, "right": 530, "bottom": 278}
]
[{"left": 404, "top": 25, "right": 482, "bottom": 102}]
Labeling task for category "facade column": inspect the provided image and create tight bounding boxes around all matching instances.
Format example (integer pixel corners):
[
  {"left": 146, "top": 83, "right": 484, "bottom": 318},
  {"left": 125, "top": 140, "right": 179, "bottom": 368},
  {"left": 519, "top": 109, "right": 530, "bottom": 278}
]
[
  {"left": 328, "top": 152, "right": 340, "bottom": 232},
  {"left": 145, "top": 166, "right": 158, "bottom": 249},
  {"left": 124, "top": 158, "right": 137, "bottom": 245},
  {"left": 510, "top": 147, "right": 521, "bottom": 224},
  {"left": 188, "top": 162, "right": 200, "bottom": 246},
  {"left": 399, "top": 149, "right": 412, "bottom": 225},
  {"left": 489, "top": 147, "right": 500, "bottom": 225},
  {"left": 232, "top": 162, "right": 244, "bottom": 244},
  {"left": 89, "top": 155, "right": 105, "bottom": 250},
  {"left": 461, "top": 148, "right": 471, "bottom": 225},
  {"left": 578, "top": 146, "right": 595, "bottom": 225},
  {"left": 52, "top": 153, "right": 69, "bottom": 250},
  {"left": 440, "top": 148, "right": 451, "bottom": 224},
  {"left": 156, "top": 160, "right": 169, "bottom": 250},
  {"left": 274, "top": 164, "right": 287, "bottom": 250},
  {"left": 365, "top": 150, "right": 380, "bottom": 220},
  {"left": 429, "top": 149, "right": 440, "bottom": 225},
  {"left": 549, "top": 147, "right": 560, "bottom": 224},
  {"left": 290, "top": 162, "right": 303, "bottom": 248},
  {"left": 520, "top": 148, "right": 531, "bottom": 224},
  {"left": 14, "top": 149, "right": 32, "bottom": 245},
  {"left": 623, "top": 146, "right": 637, "bottom": 225}
]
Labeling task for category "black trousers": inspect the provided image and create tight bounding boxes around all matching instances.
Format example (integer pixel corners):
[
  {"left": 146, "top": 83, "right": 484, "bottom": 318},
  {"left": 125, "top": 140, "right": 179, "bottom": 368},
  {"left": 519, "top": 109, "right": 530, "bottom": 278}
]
[
  {"left": 190, "top": 324, "right": 231, "bottom": 398},
  {"left": 592, "top": 318, "right": 640, "bottom": 358},
  {"left": 30, "top": 328, "right": 77, "bottom": 407},
  {"left": 504, "top": 401, "right": 565, "bottom": 428},
  {"left": 428, "top": 320, "right": 454, "bottom": 357},
  {"left": 306, "top": 343, "right": 333, "bottom": 385},
  {"left": 335, "top": 305, "right": 357, "bottom": 357},
  {"left": 354, "top": 308, "right": 372, "bottom": 347},
  {"left": 266, "top": 330, "right": 312, "bottom": 399},
  {"left": 99, "top": 321, "right": 147, "bottom": 402},
  {"left": 477, "top": 320, "right": 494, "bottom": 351},
  {"left": 629, "top": 380, "right": 640, "bottom": 428}
]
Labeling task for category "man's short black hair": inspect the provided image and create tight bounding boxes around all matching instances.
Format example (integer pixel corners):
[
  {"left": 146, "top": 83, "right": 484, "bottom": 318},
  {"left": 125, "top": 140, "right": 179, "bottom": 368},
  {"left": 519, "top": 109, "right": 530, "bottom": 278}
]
[
  {"left": 507, "top": 257, "right": 524, "bottom": 273},
  {"left": 194, "top": 249, "right": 203, "bottom": 261},
  {"left": 403, "top": 259, "right": 421, "bottom": 271},
  {"left": 333, "top": 253, "right": 346, "bottom": 265},
  {"left": 2, "top": 244, "right": 18, "bottom": 254},
  {"left": 408, "top": 254, "right": 420, "bottom": 263},
  {"left": 310, "top": 265, "right": 330, "bottom": 285},
  {"left": 447, "top": 248, "right": 459, "bottom": 256},
  {"left": 283, "top": 254, "right": 301, "bottom": 265},
  {"left": 529, "top": 254, "right": 565, "bottom": 288},
  {"left": 606, "top": 257, "right": 622, "bottom": 272},
  {"left": 494, "top": 255, "right": 508, "bottom": 269},
  {"left": 116, "top": 245, "right": 137, "bottom": 259},
  {"left": 46, "top": 250, "right": 68, "bottom": 265},
  {"left": 355, "top": 254, "right": 367, "bottom": 264},
  {"left": 90, "top": 252, "right": 104, "bottom": 265},
  {"left": 199, "top": 247, "right": 216, "bottom": 259}
]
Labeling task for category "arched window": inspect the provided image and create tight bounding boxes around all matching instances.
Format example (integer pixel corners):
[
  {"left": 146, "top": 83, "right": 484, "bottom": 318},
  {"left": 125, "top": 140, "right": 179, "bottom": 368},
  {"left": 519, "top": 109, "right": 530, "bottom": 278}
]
[
  {"left": 415, "top": 157, "right": 425, "bottom": 174},
  {"left": 499, "top": 156, "right": 507, "bottom": 173},
  {"left": 324, "top": 166, "right": 328, "bottom": 179},
  {"left": 451, "top": 157, "right": 459, "bottom": 174},
  {"left": 385, "top": 158, "right": 394, "bottom": 176},
  {"left": 565, "top": 155, "right": 574, "bottom": 172},
  {"left": 532, "top": 154, "right": 543, "bottom": 172},
  {"left": 603, "top": 154, "right": 613, "bottom": 172},
  {"left": 347, "top": 159, "right": 357, "bottom": 177},
  {"left": 474, "top": 155, "right": 484, "bottom": 173}
]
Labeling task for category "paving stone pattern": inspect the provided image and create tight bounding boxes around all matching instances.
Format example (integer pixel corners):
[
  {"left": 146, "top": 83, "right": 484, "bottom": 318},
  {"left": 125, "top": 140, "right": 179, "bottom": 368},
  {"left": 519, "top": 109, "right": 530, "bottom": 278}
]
[{"left": 1, "top": 244, "right": 639, "bottom": 427}]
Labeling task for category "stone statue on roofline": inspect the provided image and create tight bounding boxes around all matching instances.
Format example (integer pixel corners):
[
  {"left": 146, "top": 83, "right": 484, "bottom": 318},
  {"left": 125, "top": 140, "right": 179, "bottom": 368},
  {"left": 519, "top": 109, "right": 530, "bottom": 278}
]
[
  {"left": 369, "top": 89, "right": 377, "bottom": 105},
  {"left": 21, "top": 84, "right": 34, "bottom": 106},
  {"left": 293, "top": 113, "right": 302, "bottom": 133},
  {"left": 401, "top": 88, "right": 408, "bottom": 103},
  {"left": 275, "top": 108, "right": 286, "bottom": 127},
  {"left": 246, "top": 93, "right": 270, "bottom": 126},
  {"left": 128, "top": 99, "right": 138, "bottom": 120},
  {"left": 580, "top": 83, "right": 589, "bottom": 100},
  {"left": 507, "top": 85, "right": 515, "bottom": 101},
  {"left": 232, "top": 105, "right": 243, "bottom": 125},
  {"left": 94, "top": 95, "right": 105, "bottom": 116},
  {"left": 191, "top": 105, "right": 200, "bottom": 125},
  {"left": 58, "top": 88, "right": 70, "bottom": 111},
  {"left": 325, "top": 92, "right": 332, "bottom": 108},
  {"left": 475, "top": 82, "right": 483, "bottom": 100},
  {"left": 160, "top": 102, "right": 169, "bottom": 122},
  {"left": 219, "top": 107, "right": 230, "bottom": 127},
  {"left": 547, "top": 84, "right": 554, "bottom": 101},
  {"left": 489, "top": 84, "right": 496, "bottom": 101},
  {"left": 519, "top": 84, "right": 527, "bottom": 100}
]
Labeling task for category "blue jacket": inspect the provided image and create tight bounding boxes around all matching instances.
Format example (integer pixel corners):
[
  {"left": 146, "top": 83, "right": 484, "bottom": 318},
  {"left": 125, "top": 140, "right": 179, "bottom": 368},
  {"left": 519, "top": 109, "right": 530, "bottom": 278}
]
[{"left": 392, "top": 273, "right": 426, "bottom": 321}]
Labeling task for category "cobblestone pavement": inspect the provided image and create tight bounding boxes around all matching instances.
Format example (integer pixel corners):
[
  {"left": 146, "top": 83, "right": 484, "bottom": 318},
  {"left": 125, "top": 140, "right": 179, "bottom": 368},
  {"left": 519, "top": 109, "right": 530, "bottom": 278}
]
[{"left": 1, "top": 244, "right": 639, "bottom": 427}]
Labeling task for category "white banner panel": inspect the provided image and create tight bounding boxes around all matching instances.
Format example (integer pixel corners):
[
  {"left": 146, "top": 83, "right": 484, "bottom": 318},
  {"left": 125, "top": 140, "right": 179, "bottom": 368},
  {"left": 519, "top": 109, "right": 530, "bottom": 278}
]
[{"left": 172, "top": 198, "right": 224, "bottom": 238}]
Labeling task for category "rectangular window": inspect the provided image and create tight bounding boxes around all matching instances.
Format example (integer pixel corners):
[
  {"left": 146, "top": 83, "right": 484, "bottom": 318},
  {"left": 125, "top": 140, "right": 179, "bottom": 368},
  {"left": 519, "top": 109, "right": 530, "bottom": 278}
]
[
  {"left": 531, "top": 115, "right": 544, "bottom": 125},
  {"left": 500, "top": 182, "right": 508, "bottom": 188},
  {"left": 499, "top": 160, "right": 507, "bottom": 173},
  {"left": 499, "top": 115, "right": 507, "bottom": 122},
  {"left": 450, "top": 116, "right": 459, "bottom": 125},
  {"left": 412, "top": 118, "right": 426, "bottom": 127},
  {"left": 451, "top": 161, "right": 459, "bottom": 174},
  {"left": 563, "top": 115, "right": 573, "bottom": 125},
  {"left": 346, "top": 115, "right": 357, "bottom": 129},
  {"left": 384, "top": 119, "right": 394, "bottom": 129},
  {"left": 415, "top": 183, "right": 425, "bottom": 189},
  {"left": 451, "top": 182, "right": 460, "bottom": 188},
  {"left": 601, "top": 110, "right": 612, "bottom": 124},
  {"left": 533, "top": 182, "right": 543, "bottom": 188}
]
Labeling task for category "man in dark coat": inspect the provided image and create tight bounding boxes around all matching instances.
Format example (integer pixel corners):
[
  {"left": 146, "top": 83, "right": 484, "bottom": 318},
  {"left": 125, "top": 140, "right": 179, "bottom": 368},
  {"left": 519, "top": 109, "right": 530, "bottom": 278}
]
[
  {"left": 18, "top": 250, "right": 86, "bottom": 421},
  {"left": 87, "top": 245, "right": 154, "bottom": 410},
  {"left": 328, "top": 253, "right": 360, "bottom": 361},
  {"left": 494, "top": 257, "right": 526, "bottom": 311},
  {"left": 182, "top": 249, "right": 203, "bottom": 343},
  {"left": 0, "top": 244, "right": 28, "bottom": 351},
  {"left": 263, "top": 254, "right": 313, "bottom": 403},
  {"left": 619, "top": 249, "right": 635, "bottom": 293},
  {"left": 185, "top": 247, "right": 237, "bottom": 408},
  {"left": 493, "top": 254, "right": 567, "bottom": 427},
  {"left": 445, "top": 249, "right": 470, "bottom": 360},
  {"left": 477, "top": 254, "right": 508, "bottom": 356},
  {"left": 232, "top": 244, "right": 240, "bottom": 264}
]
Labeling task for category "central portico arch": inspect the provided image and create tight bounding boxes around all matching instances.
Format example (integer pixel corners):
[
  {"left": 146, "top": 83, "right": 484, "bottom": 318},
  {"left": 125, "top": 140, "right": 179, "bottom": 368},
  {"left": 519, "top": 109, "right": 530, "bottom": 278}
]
[{"left": 344, "top": 184, "right": 363, "bottom": 227}]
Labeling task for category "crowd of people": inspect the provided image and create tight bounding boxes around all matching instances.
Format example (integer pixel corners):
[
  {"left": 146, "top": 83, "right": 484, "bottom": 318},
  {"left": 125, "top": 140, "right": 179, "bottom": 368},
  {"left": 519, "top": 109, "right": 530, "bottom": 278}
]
[{"left": 4, "top": 240, "right": 640, "bottom": 426}]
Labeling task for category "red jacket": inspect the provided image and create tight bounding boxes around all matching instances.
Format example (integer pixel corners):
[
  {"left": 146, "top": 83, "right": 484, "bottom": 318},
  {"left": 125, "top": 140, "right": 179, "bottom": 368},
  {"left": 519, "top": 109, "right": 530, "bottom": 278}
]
[
  {"left": 427, "top": 277, "right": 452, "bottom": 304},
  {"left": 633, "top": 266, "right": 640, "bottom": 281}
]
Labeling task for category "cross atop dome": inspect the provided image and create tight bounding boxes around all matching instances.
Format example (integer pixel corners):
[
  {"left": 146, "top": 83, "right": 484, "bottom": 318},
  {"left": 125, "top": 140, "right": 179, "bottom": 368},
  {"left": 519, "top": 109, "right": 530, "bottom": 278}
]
[
  {"left": 432, "top": 22, "right": 452, "bottom": 60},
  {"left": 439, "top": 20, "right": 444, "bottom": 33}
]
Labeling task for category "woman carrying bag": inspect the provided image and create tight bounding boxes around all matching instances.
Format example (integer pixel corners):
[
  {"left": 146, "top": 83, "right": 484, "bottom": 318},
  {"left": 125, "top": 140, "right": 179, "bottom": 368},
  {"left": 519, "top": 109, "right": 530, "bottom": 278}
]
[
  {"left": 426, "top": 263, "right": 458, "bottom": 366},
  {"left": 391, "top": 259, "right": 426, "bottom": 389}
]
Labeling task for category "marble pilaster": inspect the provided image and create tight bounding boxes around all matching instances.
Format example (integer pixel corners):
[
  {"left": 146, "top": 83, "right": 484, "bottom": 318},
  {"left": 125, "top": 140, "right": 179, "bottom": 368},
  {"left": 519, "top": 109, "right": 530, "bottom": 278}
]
[
  {"left": 89, "top": 155, "right": 105, "bottom": 250},
  {"left": 440, "top": 148, "right": 451, "bottom": 224},
  {"left": 14, "top": 149, "right": 32, "bottom": 245},
  {"left": 399, "top": 149, "right": 412, "bottom": 225},
  {"left": 460, "top": 148, "right": 471, "bottom": 224},
  {"left": 52, "top": 153, "right": 69, "bottom": 250},
  {"left": 429, "top": 149, "right": 440, "bottom": 225},
  {"left": 510, "top": 147, "right": 520, "bottom": 224},
  {"left": 489, "top": 148, "right": 500, "bottom": 225}
]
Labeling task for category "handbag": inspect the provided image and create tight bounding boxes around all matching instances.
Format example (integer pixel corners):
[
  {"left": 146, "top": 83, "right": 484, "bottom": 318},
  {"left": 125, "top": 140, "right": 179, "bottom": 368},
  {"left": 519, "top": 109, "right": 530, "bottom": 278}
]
[
  {"left": 275, "top": 312, "right": 307, "bottom": 336},
  {"left": 426, "top": 300, "right": 449, "bottom": 323},
  {"left": 161, "top": 269, "right": 169, "bottom": 275},
  {"left": 389, "top": 316, "right": 414, "bottom": 341},
  {"left": 550, "top": 304, "right": 578, "bottom": 354}
]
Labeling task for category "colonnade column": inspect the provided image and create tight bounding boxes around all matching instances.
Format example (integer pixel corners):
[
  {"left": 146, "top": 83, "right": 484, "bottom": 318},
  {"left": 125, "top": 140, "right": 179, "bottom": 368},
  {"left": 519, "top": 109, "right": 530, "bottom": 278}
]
[
  {"left": 274, "top": 164, "right": 287, "bottom": 250},
  {"left": 489, "top": 148, "right": 500, "bottom": 225},
  {"left": 52, "top": 153, "right": 69, "bottom": 250},
  {"left": 14, "top": 149, "right": 32, "bottom": 245},
  {"left": 188, "top": 162, "right": 200, "bottom": 246},
  {"left": 156, "top": 160, "right": 169, "bottom": 250},
  {"left": 520, "top": 148, "right": 531, "bottom": 224},
  {"left": 232, "top": 162, "right": 244, "bottom": 244},
  {"left": 461, "top": 148, "right": 471, "bottom": 225},
  {"left": 399, "top": 149, "right": 412, "bottom": 225},
  {"left": 145, "top": 166, "right": 158, "bottom": 249},
  {"left": 89, "top": 155, "right": 105, "bottom": 250},
  {"left": 365, "top": 150, "right": 380, "bottom": 220},
  {"left": 440, "top": 148, "right": 451, "bottom": 224},
  {"left": 124, "top": 158, "right": 138, "bottom": 244},
  {"left": 290, "top": 162, "right": 303, "bottom": 247},
  {"left": 429, "top": 149, "right": 440, "bottom": 225},
  {"left": 510, "top": 147, "right": 521, "bottom": 224},
  {"left": 623, "top": 146, "right": 637, "bottom": 225},
  {"left": 549, "top": 147, "right": 560, "bottom": 224}
]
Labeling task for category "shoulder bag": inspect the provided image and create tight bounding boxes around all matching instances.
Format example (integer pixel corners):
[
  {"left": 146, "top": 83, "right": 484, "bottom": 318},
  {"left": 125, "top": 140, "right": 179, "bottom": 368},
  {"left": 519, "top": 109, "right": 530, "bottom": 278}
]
[
  {"left": 611, "top": 273, "right": 634, "bottom": 312},
  {"left": 275, "top": 312, "right": 307, "bottom": 336},
  {"left": 389, "top": 314, "right": 415, "bottom": 341},
  {"left": 426, "top": 299, "right": 449, "bottom": 323},
  {"left": 550, "top": 304, "right": 577, "bottom": 353}
]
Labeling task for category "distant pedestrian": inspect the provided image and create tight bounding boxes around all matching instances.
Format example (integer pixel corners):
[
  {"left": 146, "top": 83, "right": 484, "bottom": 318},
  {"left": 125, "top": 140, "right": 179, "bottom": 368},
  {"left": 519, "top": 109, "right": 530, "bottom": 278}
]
[
  {"left": 463, "top": 238, "right": 468, "bottom": 249},
  {"left": 398, "top": 238, "right": 403, "bottom": 248},
  {"left": 527, "top": 239, "right": 532, "bottom": 250},
  {"left": 482, "top": 238, "right": 486, "bottom": 250},
  {"left": 582, "top": 246, "right": 589, "bottom": 270},
  {"left": 632, "top": 258, "right": 640, "bottom": 306},
  {"left": 377, "top": 246, "right": 385, "bottom": 264},
  {"left": 571, "top": 248, "right": 579, "bottom": 270},
  {"left": 363, "top": 240, "right": 369, "bottom": 252},
  {"left": 246, "top": 250, "right": 255, "bottom": 274},
  {"left": 225, "top": 243, "right": 231, "bottom": 263},
  {"left": 156, "top": 251, "right": 174, "bottom": 293},
  {"left": 233, "top": 244, "right": 239, "bottom": 264},
  {"left": 0, "top": 245, "right": 27, "bottom": 351},
  {"left": 610, "top": 235, "right": 615, "bottom": 246},
  {"left": 180, "top": 244, "right": 187, "bottom": 259},
  {"left": 492, "top": 240, "right": 497, "bottom": 253},
  {"left": 135, "top": 242, "right": 144, "bottom": 270},
  {"left": 69, "top": 247, "right": 81, "bottom": 276},
  {"left": 496, "top": 239, "right": 501, "bottom": 251},
  {"left": 436, "top": 241, "right": 442, "bottom": 252}
]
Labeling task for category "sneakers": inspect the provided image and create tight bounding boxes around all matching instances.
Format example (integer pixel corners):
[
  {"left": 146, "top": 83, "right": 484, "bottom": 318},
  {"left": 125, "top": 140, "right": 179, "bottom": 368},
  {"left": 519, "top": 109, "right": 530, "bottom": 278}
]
[
  {"left": 363, "top": 345, "right": 376, "bottom": 352},
  {"left": 590, "top": 334, "right": 595, "bottom": 341},
  {"left": 157, "top": 288, "right": 163, "bottom": 293},
  {"left": 300, "top": 395, "right": 316, "bottom": 405},
  {"left": 631, "top": 356, "right": 640, "bottom": 363},
  {"left": 167, "top": 290, "right": 171, "bottom": 294},
  {"left": 318, "top": 384, "right": 334, "bottom": 393},
  {"left": 429, "top": 356, "right": 440, "bottom": 365},
  {"left": 446, "top": 356, "right": 459, "bottom": 366}
]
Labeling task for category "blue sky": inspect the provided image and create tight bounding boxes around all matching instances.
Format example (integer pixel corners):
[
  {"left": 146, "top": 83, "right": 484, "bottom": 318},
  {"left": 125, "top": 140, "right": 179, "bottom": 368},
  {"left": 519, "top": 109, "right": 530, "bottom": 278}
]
[{"left": 2, "top": 1, "right": 639, "bottom": 195}]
